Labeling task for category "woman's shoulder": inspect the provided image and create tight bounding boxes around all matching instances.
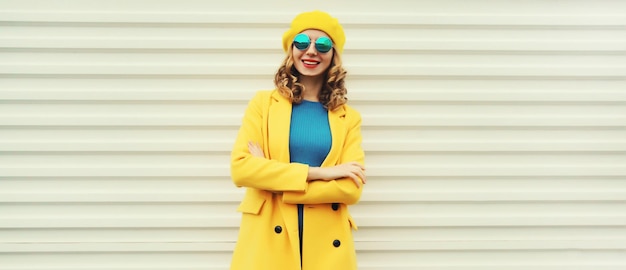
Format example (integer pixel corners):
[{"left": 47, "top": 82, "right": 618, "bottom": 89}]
[
  {"left": 342, "top": 103, "right": 360, "bottom": 113},
  {"left": 338, "top": 103, "right": 362, "bottom": 123},
  {"left": 249, "top": 89, "right": 275, "bottom": 99},
  {"left": 245, "top": 89, "right": 281, "bottom": 105},
  {"left": 249, "top": 89, "right": 285, "bottom": 100}
]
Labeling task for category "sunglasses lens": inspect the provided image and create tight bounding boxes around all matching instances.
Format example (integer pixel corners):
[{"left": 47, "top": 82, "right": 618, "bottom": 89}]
[
  {"left": 293, "top": 34, "right": 311, "bottom": 51},
  {"left": 315, "top": 36, "right": 333, "bottom": 53}
]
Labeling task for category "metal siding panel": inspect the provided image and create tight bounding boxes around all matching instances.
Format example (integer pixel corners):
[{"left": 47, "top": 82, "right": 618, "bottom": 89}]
[{"left": 1, "top": 1, "right": 625, "bottom": 269}]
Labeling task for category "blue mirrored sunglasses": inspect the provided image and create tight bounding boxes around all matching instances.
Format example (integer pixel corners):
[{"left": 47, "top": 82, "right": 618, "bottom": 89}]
[{"left": 293, "top": 33, "right": 333, "bottom": 53}]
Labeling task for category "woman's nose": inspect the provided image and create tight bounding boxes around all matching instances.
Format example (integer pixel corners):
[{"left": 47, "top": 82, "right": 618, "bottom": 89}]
[{"left": 305, "top": 45, "right": 318, "bottom": 55}]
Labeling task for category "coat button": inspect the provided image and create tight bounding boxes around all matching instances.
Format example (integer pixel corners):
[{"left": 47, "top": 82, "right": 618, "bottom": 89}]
[
  {"left": 331, "top": 203, "right": 339, "bottom": 211},
  {"left": 274, "top": 226, "right": 282, "bottom": 234},
  {"left": 333, "top": 239, "right": 341, "bottom": 247}
]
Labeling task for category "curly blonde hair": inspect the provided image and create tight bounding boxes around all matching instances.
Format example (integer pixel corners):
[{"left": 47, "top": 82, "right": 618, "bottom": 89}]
[{"left": 273, "top": 47, "right": 348, "bottom": 111}]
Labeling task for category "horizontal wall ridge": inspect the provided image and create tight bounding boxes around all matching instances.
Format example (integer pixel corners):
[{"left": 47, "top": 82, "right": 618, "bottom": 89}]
[{"left": 2, "top": 11, "right": 626, "bottom": 26}]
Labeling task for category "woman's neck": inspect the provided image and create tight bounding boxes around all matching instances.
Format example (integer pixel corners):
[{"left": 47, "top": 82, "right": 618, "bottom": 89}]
[{"left": 298, "top": 75, "right": 323, "bottom": 101}]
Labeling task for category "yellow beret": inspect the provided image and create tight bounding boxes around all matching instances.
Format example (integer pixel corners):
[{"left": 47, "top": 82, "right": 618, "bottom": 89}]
[{"left": 282, "top": 10, "right": 346, "bottom": 54}]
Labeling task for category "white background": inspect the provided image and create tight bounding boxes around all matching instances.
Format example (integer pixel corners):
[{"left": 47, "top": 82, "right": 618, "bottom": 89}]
[{"left": 1, "top": 0, "right": 626, "bottom": 269}]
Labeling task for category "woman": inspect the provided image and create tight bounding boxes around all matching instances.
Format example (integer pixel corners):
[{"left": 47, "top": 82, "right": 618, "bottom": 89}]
[{"left": 230, "top": 10, "right": 366, "bottom": 270}]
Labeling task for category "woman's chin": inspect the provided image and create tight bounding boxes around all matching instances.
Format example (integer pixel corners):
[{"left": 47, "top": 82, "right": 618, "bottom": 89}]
[{"left": 295, "top": 66, "right": 325, "bottom": 77}]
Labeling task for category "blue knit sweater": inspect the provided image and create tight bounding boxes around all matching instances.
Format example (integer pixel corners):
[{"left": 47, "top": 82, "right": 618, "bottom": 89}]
[{"left": 289, "top": 99, "right": 331, "bottom": 262}]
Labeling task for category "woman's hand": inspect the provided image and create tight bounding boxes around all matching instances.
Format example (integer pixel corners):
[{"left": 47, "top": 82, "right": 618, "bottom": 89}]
[
  {"left": 248, "top": 141, "right": 265, "bottom": 158},
  {"left": 308, "top": 162, "right": 366, "bottom": 188}
]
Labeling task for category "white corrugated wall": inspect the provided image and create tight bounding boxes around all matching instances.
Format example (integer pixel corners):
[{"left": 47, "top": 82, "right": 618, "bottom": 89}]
[{"left": 1, "top": 0, "right": 626, "bottom": 269}]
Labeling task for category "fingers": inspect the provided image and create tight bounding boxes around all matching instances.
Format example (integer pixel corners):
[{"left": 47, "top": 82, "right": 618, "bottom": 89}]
[
  {"left": 355, "top": 169, "right": 366, "bottom": 185},
  {"left": 347, "top": 172, "right": 362, "bottom": 188},
  {"left": 350, "top": 163, "right": 366, "bottom": 185},
  {"left": 334, "top": 162, "right": 366, "bottom": 187},
  {"left": 247, "top": 141, "right": 265, "bottom": 158},
  {"left": 346, "top": 161, "right": 365, "bottom": 171},
  {"left": 347, "top": 164, "right": 366, "bottom": 187}
]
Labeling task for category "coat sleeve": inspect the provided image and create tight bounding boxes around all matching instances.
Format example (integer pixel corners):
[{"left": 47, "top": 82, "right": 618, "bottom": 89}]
[
  {"left": 282, "top": 108, "right": 365, "bottom": 205},
  {"left": 230, "top": 91, "right": 309, "bottom": 192}
]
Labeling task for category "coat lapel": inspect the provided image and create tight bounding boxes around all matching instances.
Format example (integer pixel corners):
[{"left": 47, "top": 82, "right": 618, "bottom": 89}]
[
  {"left": 267, "top": 91, "right": 292, "bottom": 163},
  {"left": 322, "top": 105, "right": 346, "bottom": 167},
  {"left": 267, "top": 90, "right": 347, "bottom": 167}
]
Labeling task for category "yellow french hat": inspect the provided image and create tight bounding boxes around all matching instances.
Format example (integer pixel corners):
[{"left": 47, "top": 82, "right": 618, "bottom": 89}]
[{"left": 282, "top": 10, "right": 346, "bottom": 54}]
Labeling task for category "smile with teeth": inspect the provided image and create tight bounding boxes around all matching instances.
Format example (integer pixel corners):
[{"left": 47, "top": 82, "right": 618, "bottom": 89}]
[
  {"left": 302, "top": 59, "right": 320, "bottom": 69},
  {"left": 303, "top": 60, "right": 320, "bottom": 65}
]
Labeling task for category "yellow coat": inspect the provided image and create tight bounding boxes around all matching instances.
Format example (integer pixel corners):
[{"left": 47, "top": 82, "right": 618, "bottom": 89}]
[{"left": 230, "top": 90, "right": 364, "bottom": 270}]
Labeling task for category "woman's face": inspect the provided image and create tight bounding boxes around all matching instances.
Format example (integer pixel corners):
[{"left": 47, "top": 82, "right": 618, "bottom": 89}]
[{"left": 291, "top": 29, "right": 334, "bottom": 78}]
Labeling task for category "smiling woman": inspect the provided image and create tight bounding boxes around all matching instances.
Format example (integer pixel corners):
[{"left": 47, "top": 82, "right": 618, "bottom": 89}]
[
  {"left": 229, "top": 10, "right": 366, "bottom": 270},
  {"left": 291, "top": 30, "right": 334, "bottom": 77},
  {"left": 3, "top": 1, "right": 626, "bottom": 270}
]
